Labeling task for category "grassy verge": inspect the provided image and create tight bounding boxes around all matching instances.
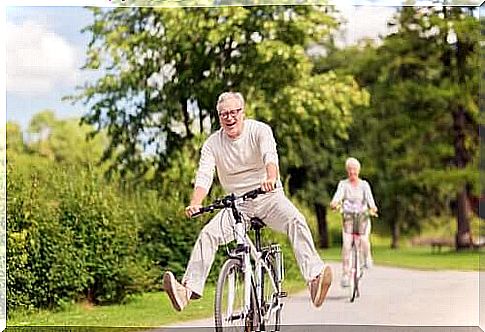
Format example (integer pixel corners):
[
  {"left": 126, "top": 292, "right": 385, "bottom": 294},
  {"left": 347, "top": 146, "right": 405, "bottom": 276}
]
[
  {"left": 8, "top": 288, "right": 215, "bottom": 327},
  {"left": 7, "top": 279, "right": 307, "bottom": 327},
  {"left": 319, "top": 243, "right": 482, "bottom": 271}
]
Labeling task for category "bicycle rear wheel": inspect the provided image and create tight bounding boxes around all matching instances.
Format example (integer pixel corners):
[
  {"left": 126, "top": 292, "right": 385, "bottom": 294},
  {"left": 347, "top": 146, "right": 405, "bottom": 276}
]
[
  {"left": 215, "top": 258, "right": 259, "bottom": 332},
  {"left": 261, "top": 254, "right": 282, "bottom": 332}
]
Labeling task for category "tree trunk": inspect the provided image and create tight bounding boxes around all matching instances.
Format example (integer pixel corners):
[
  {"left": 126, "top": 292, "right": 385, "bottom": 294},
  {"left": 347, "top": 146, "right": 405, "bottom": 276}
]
[
  {"left": 182, "top": 99, "right": 193, "bottom": 139},
  {"left": 455, "top": 187, "right": 472, "bottom": 250},
  {"left": 314, "top": 202, "right": 329, "bottom": 248},
  {"left": 452, "top": 107, "right": 472, "bottom": 250},
  {"left": 391, "top": 219, "right": 399, "bottom": 249}
]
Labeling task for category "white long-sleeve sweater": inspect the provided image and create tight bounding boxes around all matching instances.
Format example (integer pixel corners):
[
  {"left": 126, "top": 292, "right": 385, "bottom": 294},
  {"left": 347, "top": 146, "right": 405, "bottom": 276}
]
[
  {"left": 194, "top": 119, "right": 281, "bottom": 195},
  {"left": 330, "top": 179, "right": 377, "bottom": 213}
]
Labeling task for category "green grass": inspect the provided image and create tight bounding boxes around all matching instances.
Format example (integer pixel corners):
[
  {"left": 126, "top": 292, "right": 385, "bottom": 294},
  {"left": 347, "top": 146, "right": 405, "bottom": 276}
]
[
  {"left": 8, "top": 288, "right": 216, "bottom": 327},
  {"left": 319, "top": 244, "right": 483, "bottom": 271},
  {"left": 7, "top": 279, "right": 306, "bottom": 327}
]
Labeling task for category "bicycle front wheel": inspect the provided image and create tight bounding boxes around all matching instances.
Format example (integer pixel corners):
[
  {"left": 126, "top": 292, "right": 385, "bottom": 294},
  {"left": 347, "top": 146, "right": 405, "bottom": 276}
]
[
  {"left": 350, "top": 244, "right": 359, "bottom": 303},
  {"left": 215, "top": 258, "right": 259, "bottom": 332}
]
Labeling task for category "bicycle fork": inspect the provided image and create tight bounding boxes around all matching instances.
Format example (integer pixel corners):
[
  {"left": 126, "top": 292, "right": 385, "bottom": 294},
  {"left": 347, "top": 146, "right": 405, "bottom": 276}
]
[{"left": 243, "top": 253, "right": 253, "bottom": 316}]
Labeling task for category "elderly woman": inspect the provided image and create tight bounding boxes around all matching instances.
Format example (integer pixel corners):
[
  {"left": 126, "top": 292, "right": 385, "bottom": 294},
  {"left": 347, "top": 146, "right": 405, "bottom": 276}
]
[{"left": 330, "top": 157, "right": 378, "bottom": 287}]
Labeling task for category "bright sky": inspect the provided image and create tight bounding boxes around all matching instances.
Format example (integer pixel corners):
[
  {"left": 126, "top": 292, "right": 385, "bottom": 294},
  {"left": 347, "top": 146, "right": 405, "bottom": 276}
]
[
  {"left": 6, "top": 6, "right": 96, "bottom": 130},
  {"left": 2, "top": 0, "right": 481, "bottom": 130}
]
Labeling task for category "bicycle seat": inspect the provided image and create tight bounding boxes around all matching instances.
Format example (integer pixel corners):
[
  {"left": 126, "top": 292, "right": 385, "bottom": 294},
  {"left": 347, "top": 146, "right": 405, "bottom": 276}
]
[{"left": 250, "top": 217, "right": 266, "bottom": 230}]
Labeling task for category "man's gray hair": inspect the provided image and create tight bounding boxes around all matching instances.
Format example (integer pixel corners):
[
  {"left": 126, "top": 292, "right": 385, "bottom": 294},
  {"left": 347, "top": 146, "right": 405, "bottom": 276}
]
[
  {"left": 216, "top": 92, "right": 245, "bottom": 112},
  {"left": 345, "top": 157, "right": 361, "bottom": 170}
]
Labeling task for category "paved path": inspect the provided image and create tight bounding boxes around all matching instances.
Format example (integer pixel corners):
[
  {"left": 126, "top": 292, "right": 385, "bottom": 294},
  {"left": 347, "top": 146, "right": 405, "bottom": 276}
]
[{"left": 159, "top": 262, "right": 482, "bottom": 331}]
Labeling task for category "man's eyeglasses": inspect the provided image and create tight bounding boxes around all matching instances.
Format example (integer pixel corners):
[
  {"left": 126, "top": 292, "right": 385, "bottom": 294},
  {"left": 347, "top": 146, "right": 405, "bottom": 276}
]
[{"left": 218, "top": 108, "right": 242, "bottom": 119}]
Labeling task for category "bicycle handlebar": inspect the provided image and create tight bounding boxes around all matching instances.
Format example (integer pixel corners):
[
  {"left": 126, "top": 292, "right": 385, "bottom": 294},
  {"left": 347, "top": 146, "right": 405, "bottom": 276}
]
[
  {"left": 191, "top": 187, "right": 266, "bottom": 218},
  {"left": 333, "top": 203, "right": 378, "bottom": 218}
]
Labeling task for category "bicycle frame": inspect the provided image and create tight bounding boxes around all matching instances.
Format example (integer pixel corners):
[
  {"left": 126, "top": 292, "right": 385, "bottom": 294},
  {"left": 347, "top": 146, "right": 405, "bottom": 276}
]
[
  {"left": 347, "top": 213, "right": 364, "bottom": 264},
  {"left": 224, "top": 220, "right": 283, "bottom": 326},
  {"left": 342, "top": 210, "right": 368, "bottom": 302},
  {"left": 195, "top": 188, "right": 284, "bottom": 330},
  {"left": 246, "top": 233, "right": 282, "bottom": 323}
]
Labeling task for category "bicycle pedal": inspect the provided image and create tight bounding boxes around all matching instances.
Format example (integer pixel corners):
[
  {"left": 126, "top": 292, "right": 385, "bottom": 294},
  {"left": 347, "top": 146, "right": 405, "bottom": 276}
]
[{"left": 278, "top": 291, "right": 287, "bottom": 298}]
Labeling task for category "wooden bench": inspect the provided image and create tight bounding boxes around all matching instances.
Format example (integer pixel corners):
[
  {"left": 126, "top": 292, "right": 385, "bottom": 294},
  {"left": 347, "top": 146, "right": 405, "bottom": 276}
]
[{"left": 410, "top": 237, "right": 455, "bottom": 253}]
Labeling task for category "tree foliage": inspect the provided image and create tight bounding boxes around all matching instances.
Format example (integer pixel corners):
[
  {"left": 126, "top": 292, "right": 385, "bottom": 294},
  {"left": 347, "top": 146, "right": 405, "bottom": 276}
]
[
  {"left": 26, "top": 110, "right": 108, "bottom": 166},
  {"left": 69, "top": 6, "right": 368, "bottom": 187}
]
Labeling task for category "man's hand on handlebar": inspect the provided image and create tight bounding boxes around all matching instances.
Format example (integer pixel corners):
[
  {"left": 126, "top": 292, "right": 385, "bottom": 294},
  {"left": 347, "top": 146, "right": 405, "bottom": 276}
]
[
  {"left": 186, "top": 187, "right": 268, "bottom": 219},
  {"left": 261, "top": 178, "right": 276, "bottom": 192},
  {"left": 185, "top": 204, "right": 202, "bottom": 218}
]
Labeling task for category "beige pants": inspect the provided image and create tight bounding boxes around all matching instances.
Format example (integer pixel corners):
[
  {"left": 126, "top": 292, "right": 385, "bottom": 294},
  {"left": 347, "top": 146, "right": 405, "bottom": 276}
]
[
  {"left": 341, "top": 215, "right": 372, "bottom": 276},
  {"left": 182, "top": 188, "right": 325, "bottom": 296}
]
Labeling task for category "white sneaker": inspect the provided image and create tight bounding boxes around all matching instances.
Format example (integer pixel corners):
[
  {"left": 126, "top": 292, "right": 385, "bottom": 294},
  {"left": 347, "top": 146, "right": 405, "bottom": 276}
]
[
  {"left": 163, "top": 271, "right": 190, "bottom": 311},
  {"left": 341, "top": 274, "right": 350, "bottom": 288}
]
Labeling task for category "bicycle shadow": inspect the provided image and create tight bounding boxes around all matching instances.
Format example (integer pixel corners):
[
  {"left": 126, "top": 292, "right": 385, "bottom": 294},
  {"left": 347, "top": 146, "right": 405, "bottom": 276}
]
[{"left": 324, "top": 295, "right": 348, "bottom": 301}]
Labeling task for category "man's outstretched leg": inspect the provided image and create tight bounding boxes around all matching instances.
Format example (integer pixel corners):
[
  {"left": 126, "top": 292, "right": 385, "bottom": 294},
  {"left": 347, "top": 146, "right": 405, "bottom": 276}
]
[
  {"left": 164, "top": 210, "right": 235, "bottom": 311},
  {"left": 256, "top": 190, "right": 333, "bottom": 308}
]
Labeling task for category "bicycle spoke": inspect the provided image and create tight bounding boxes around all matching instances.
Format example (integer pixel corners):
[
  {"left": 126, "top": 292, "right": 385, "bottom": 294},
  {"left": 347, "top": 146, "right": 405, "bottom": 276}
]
[{"left": 225, "top": 269, "right": 236, "bottom": 320}]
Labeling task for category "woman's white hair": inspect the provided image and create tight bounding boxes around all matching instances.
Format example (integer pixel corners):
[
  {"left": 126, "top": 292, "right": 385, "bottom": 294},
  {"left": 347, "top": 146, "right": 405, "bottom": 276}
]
[
  {"left": 345, "top": 157, "right": 361, "bottom": 170},
  {"left": 216, "top": 92, "right": 245, "bottom": 112}
]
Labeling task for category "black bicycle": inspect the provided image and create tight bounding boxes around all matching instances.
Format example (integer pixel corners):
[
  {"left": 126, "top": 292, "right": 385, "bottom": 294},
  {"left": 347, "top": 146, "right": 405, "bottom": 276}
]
[{"left": 192, "top": 188, "right": 286, "bottom": 332}]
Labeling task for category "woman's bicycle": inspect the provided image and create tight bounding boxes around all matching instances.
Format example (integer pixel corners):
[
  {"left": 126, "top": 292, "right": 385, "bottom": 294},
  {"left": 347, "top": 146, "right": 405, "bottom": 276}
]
[
  {"left": 336, "top": 204, "right": 377, "bottom": 303},
  {"left": 192, "top": 188, "right": 286, "bottom": 332},
  {"left": 345, "top": 211, "right": 366, "bottom": 302}
]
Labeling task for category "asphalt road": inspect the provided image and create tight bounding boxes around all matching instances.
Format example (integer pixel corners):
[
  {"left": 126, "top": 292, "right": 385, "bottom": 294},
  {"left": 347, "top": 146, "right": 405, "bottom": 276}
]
[{"left": 158, "top": 262, "right": 482, "bottom": 332}]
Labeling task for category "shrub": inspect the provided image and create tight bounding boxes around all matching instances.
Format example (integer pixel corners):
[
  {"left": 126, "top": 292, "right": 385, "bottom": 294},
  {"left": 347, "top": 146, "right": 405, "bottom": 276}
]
[{"left": 6, "top": 157, "right": 147, "bottom": 310}]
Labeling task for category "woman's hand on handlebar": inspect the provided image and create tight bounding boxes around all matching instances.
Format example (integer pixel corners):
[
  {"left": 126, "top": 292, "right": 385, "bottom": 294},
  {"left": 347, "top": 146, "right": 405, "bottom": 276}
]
[
  {"left": 330, "top": 202, "right": 342, "bottom": 212},
  {"left": 185, "top": 204, "right": 202, "bottom": 218}
]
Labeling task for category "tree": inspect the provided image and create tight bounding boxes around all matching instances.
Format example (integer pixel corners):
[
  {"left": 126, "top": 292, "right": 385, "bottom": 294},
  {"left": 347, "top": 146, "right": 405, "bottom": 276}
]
[
  {"left": 26, "top": 110, "right": 107, "bottom": 166},
  {"left": 70, "top": 6, "right": 363, "bottom": 172},
  {"left": 70, "top": 6, "right": 370, "bottom": 247},
  {"left": 6, "top": 122, "right": 25, "bottom": 155},
  {"left": 441, "top": 6, "right": 479, "bottom": 249}
]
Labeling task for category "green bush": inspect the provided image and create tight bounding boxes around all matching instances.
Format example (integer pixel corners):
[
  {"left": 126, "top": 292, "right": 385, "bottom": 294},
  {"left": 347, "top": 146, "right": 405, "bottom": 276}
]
[
  {"left": 6, "top": 157, "right": 148, "bottom": 310},
  {"left": 131, "top": 189, "right": 200, "bottom": 288},
  {"left": 7, "top": 162, "right": 42, "bottom": 310}
]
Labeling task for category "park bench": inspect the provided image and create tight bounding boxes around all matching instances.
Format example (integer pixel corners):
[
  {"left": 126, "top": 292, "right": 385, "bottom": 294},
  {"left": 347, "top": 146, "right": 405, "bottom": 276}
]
[
  {"left": 411, "top": 236, "right": 485, "bottom": 251},
  {"left": 410, "top": 237, "right": 455, "bottom": 253}
]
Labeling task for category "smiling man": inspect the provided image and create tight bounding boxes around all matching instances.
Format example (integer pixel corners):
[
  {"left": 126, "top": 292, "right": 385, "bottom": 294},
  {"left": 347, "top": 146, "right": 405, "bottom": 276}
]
[{"left": 163, "top": 91, "right": 332, "bottom": 311}]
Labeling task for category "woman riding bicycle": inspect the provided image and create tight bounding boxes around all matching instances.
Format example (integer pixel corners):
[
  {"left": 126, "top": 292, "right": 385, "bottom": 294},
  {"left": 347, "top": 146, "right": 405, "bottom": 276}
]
[
  {"left": 329, "top": 157, "right": 378, "bottom": 288},
  {"left": 163, "top": 91, "right": 332, "bottom": 311}
]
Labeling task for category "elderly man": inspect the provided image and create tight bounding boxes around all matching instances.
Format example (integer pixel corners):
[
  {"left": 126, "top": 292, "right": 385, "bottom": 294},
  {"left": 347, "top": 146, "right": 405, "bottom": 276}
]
[{"left": 163, "top": 91, "right": 332, "bottom": 311}]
